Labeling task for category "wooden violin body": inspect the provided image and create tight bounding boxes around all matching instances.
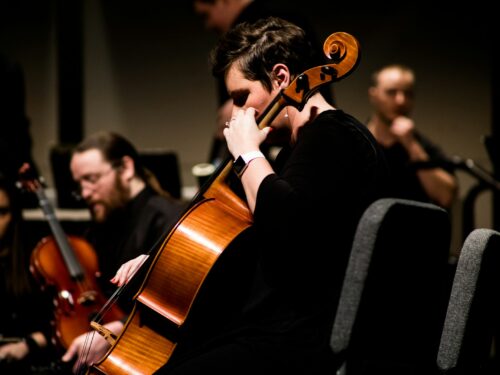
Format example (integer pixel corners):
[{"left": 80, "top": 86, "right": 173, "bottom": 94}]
[
  {"left": 31, "top": 235, "right": 124, "bottom": 349},
  {"left": 18, "top": 164, "right": 124, "bottom": 350},
  {"left": 89, "top": 31, "right": 360, "bottom": 374}
]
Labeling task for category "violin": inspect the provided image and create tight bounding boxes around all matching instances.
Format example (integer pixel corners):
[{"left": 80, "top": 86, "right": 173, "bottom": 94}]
[
  {"left": 87, "top": 31, "right": 360, "bottom": 374},
  {"left": 18, "top": 164, "right": 124, "bottom": 350}
]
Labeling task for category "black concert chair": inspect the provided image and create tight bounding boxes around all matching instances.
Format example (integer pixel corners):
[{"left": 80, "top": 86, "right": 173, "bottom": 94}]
[
  {"left": 50, "top": 143, "right": 87, "bottom": 208},
  {"left": 330, "top": 198, "right": 453, "bottom": 375},
  {"left": 437, "top": 228, "right": 500, "bottom": 374},
  {"left": 139, "top": 149, "right": 182, "bottom": 200}
]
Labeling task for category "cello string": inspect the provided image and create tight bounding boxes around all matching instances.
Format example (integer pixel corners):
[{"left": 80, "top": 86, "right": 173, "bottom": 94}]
[
  {"left": 75, "top": 329, "right": 97, "bottom": 375},
  {"left": 76, "top": 255, "right": 151, "bottom": 373},
  {"left": 89, "top": 222, "right": 174, "bottom": 324},
  {"left": 90, "top": 253, "right": 150, "bottom": 323},
  {"left": 80, "top": 212, "right": 181, "bottom": 372}
]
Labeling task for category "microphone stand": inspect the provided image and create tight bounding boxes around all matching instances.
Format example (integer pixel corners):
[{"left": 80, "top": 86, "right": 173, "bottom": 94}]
[{"left": 451, "top": 156, "right": 500, "bottom": 242}]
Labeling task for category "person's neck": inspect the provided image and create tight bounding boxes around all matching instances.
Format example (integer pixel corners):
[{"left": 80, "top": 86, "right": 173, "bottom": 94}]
[
  {"left": 367, "top": 114, "right": 396, "bottom": 147},
  {"left": 302, "top": 93, "right": 334, "bottom": 122},
  {"left": 290, "top": 93, "right": 334, "bottom": 142},
  {"left": 129, "top": 177, "right": 146, "bottom": 200}
]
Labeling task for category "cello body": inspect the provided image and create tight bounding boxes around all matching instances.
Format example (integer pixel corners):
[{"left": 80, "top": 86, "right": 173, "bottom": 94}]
[
  {"left": 89, "top": 31, "right": 360, "bottom": 374},
  {"left": 90, "top": 177, "right": 252, "bottom": 374}
]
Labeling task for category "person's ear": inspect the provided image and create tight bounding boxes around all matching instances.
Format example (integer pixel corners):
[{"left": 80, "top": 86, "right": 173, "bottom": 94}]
[
  {"left": 368, "top": 87, "right": 378, "bottom": 103},
  {"left": 272, "top": 64, "right": 291, "bottom": 89},
  {"left": 119, "top": 155, "right": 135, "bottom": 181}
]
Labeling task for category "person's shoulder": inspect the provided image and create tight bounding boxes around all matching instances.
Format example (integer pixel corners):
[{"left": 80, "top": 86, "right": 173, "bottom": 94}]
[
  {"left": 145, "top": 195, "right": 187, "bottom": 236},
  {"left": 312, "top": 110, "right": 380, "bottom": 149},
  {"left": 147, "top": 192, "right": 186, "bottom": 215},
  {"left": 132, "top": 186, "right": 182, "bottom": 215},
  {"left": 316, "top": 109, "right": 365, "bottom": 130}
]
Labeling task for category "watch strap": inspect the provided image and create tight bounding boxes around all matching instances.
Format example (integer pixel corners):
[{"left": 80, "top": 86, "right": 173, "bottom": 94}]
[{"left": 233, "top": 151, "right": 265, "bottom": 178}]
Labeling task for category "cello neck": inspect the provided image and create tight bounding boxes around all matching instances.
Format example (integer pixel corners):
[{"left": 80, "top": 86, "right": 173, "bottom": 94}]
[{"left": 192, "top": 93, "right": 288, "bottom": 203}]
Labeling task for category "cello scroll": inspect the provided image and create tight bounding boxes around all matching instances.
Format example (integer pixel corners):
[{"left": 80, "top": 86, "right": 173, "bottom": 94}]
[
  {"left": 279, "top": 31, "right": 360, "bottom": 112},
  {"left": 255, "top": 31, "right": 360, "bottom": 131}
]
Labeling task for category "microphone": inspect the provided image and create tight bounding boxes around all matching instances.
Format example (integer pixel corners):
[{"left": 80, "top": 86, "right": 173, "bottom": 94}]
[{"left": 450, "top": 155, "right": 500, "bottom": 191}]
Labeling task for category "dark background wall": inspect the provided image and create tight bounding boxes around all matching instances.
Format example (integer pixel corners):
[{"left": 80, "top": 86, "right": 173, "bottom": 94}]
[{"left": 0, "top": 0, "right": 494, "bottom": 250}]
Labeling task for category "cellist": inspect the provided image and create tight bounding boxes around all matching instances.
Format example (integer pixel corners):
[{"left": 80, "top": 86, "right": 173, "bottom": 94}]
[
  {"left": 61, "top": 131, "right": 186, "bottom": 372},
  {"left": 114, "top": 17, "right": 389, "bottom": 374}
]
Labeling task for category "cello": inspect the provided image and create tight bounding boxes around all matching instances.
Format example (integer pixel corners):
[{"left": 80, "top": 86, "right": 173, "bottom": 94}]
[
  {"left": 18, "top": 164, "right": 124, "bottom": 350},
  {"left": 88, "top": 31, "right": 360, "bottom": 374}
]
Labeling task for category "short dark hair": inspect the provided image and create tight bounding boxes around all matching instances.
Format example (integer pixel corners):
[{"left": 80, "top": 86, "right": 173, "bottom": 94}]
[
  {"left": 210, "top": 16, "right": 314, "bottom": 92},
  {"left": 370, "top": 64, "right": 415, "bottom": 88},
  {"left": 73, "top": 131, "right": 146, "bottom": 181}
]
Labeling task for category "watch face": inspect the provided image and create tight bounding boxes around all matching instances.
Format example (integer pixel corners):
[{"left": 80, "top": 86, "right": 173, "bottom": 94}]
[{"left": 233, "top": 156, "right": 247, "bottom": 177}]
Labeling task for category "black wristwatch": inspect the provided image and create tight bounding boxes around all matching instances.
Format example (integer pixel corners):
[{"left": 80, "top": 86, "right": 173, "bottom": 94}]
[{"left": 233, "top": 151, "right": 265, "bottom": 178}]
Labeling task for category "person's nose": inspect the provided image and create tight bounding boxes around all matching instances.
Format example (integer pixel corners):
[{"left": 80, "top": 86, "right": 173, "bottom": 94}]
[
  {"left": 394, "top": 91, "right": 407, "bottom": 105},
  {"left": 80, "top": 185, "right": 94, "bottom": 201}
]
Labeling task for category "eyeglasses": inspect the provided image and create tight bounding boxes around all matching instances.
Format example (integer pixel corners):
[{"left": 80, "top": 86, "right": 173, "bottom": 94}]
[
  {"left": 72, "top": 166, "right": 116, "bottom": 198},
  {"left": 0, "top": 206, "right": 11, "bottom": 216}
]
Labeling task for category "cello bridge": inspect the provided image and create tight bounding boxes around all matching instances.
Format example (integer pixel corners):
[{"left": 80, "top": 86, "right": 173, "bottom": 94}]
[{"left": 90, "top": 321, "right": 117, "bottom": 346}]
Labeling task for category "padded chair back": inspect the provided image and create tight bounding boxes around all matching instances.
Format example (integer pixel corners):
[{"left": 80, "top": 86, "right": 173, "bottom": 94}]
[
  {"left": 139, "top": 149, "right": 182, "bottom": 199},
  {"left": 50, "top": 144, "right": 86, "bottom": 208},
  {"left": 437, "top": 228, "right": 500, "bottom": 374},
  {"left": 331, "top": 198, "right": 452, "bottom": 374}
]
